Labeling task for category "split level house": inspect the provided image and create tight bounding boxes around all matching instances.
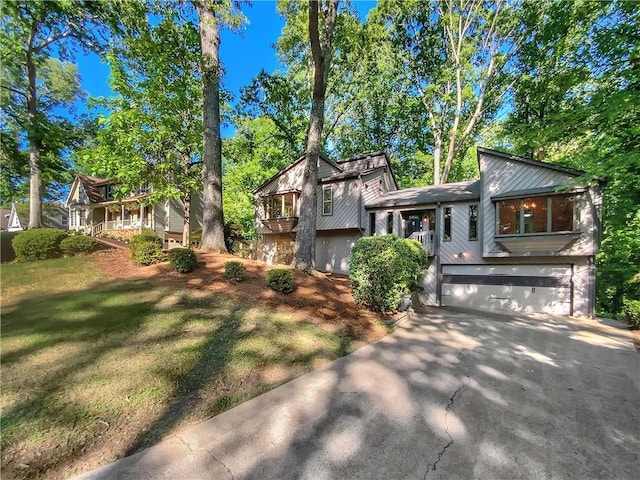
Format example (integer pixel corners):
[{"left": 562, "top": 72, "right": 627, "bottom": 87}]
[
  {"left": 254, "top": 147, "right": 602, "bottom": 317},
  {"left": 65, "top": 175, "right": 202, "bottom": 244}
]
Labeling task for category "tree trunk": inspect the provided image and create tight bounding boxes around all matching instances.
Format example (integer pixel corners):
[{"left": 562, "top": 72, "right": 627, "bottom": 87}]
[
  {"left": 196, "top": 1, "right": 227, "bottom": 253},
  {"left": 183, "top": 191, "right": 191, "bottom": 247},
  {"left": 292, "top": 0, "right": 338, "bottom": 272},
  {"left": 433, "top": 130, "right": 442, "bottom": 186},
  {"left": 26, "top": 44, "right": 42, "bottom": 229}
]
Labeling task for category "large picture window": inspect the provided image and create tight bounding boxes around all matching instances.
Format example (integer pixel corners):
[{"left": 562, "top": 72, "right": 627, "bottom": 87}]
[{"left": 497, "top": 194, "right": 575, "bottom": 235}]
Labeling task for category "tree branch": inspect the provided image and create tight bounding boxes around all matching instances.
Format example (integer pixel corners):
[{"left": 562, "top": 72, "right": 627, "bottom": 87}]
[{"left": 1, "top": 84, "right": 29, "bottom": 100}]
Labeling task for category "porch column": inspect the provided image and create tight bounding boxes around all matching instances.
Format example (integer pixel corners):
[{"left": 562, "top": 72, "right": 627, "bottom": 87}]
[
  {"left": 139, "top": 202, "right": 144, "bottom": 233},
  {"left": 293, "top": 193, "right": 297, "bottom": 217},
  {"left": 281, "top": 195, "right": 285, "bottom": 217},
  {"left": 121, "top": 204, "right": 125, "bottom": 226}
]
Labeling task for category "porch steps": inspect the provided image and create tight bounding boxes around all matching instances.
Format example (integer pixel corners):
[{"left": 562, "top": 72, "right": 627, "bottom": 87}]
[{"left": 93, "top": 236, "right": 129, "bottom": 250}]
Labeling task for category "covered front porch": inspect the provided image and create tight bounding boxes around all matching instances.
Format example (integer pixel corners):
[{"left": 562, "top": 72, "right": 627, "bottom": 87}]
[{"left": 90, "top": 202, "right": 154, "bottom": 236}]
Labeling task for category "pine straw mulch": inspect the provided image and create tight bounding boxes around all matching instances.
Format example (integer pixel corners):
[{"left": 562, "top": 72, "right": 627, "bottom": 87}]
[{"left": 92, "top": 247, "right": 389, "bottom": 345}]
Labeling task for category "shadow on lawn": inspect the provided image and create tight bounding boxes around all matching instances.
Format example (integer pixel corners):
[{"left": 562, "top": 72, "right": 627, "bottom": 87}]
[
  {"left": 1, "top": 275, "right": 364, "bottom": 480},
  {"left": 0, "top": 279, "right": 247, "bottom": 479}
]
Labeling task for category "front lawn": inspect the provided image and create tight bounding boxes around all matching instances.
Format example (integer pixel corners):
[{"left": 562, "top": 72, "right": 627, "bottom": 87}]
[{"left": 0, "top": 255, "right": 386, "bottom": 479}]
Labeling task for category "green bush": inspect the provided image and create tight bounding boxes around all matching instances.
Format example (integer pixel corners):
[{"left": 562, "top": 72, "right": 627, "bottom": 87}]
[
  {"left": 12, "top": 228, "right": 67, "bottom": 261},
  {"left": 224, "top": 261, "right": 246, "bottom": 281},
  {"left": 167, "top": 248, "right": 198, "bottom": 273},
  {"left": 266, "top": 268, "right": 294, "bottom": 294},
  {"left": 621, "top": 298, "right": 640, "bottom": 329},
  {"left": 60, "top": 235, "right": 101, "bottom": 256},
  {"left": 349, "top": 235, "right": 428, "bottom": 312},
  {"left": 130, "top": 230, "right": 163, "bottom": 266}
]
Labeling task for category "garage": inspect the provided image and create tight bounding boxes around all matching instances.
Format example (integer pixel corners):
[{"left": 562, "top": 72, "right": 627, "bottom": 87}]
[{"left": 441, "top": 264, "right": 572, "bottom": 315}]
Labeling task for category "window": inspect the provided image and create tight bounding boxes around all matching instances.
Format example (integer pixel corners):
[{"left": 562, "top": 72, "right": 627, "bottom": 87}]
[
  {"left": 262, "top": 193, "right": 297, "bottom": 219},
  {"left": 369, "top": 212, "right": 376, "bottom": 236},
  {"left": 322, "top": 186, "right": 333, "bottom": 215},
  {"left": 469, "top": 205, "right": 478, "bottom": 240},
  {"left": 444, "top": 207, "right": 452, "bottom": 241},
  {"left": 497, "top": 194, "right": 575, "bottom": 235},
  {"left": 387, "top": 212, "right": 393, "bottom": 234}
]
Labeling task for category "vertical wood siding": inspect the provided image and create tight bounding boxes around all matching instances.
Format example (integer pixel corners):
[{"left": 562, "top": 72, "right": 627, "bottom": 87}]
[
  {"left": 438, "top": 201, "right": 483, "bottom": 264},
  {"left": 317, "top": 179, "right": 361, "bottom": 230},
  {"left": 480, "top": 152, "right": 598, "bottom": 258}
]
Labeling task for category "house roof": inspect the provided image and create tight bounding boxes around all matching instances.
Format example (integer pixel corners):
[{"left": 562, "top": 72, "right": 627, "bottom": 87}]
[
  {"left": 318, "top": 166, "right": 386, "bottom": 184},
  {"left": 77, "top": 174, "right": 111, "bottom": 203},
  {"left": 0, "top": 209, "right": 10, "bottom": 230},
  {"left": 491, "top": 185, "right": 587, "bottom": 201},
  {"left": 366, "top": 180, "right": 480, "bottom": 209},
  {"left": 477, "top": 147, "right": 585, "bottom": 177},
  {"left": 11, "top": 202, "right": 29, "bottom": 228},
  {"left": 252, "top": 153, "right": 343, "bottom": 194}
]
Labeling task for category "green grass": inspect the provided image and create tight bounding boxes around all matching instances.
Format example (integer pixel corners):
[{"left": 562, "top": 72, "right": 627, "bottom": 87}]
[{"left": 0, "top": 257, "right": 358, "bottom": 480}]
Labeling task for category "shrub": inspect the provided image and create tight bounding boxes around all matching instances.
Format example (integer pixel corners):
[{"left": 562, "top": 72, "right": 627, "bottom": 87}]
[
  {"left": 224, "top": 261, "right": 246, "bottom": 281},
  {"left": 60, "top": 235, "right": 101, "bottom": 256},
  {"left": 266, "top": 268, "right": 294, "bottom": 294},
  {"left": 167, "top": 248, "right": 198, "bottom": 273},
  {"left": 12, "top": 228, "right": 67, "bottom": 261},
  {"left": 621, "top": 298, "right": 640, "bottom": 329},
  {"left": 130, "top": 230, "right": 163, "bottom": 265},
  {"left": 349, "top": 235, "right": 428, "bottom": 312}
]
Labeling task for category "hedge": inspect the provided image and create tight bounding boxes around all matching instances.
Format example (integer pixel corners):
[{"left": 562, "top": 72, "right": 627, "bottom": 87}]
[
  {"left": 130, "top": 230, "right": 163, "bottom": 265},
  {"left": 167, "top": 248, "right": 198, "bottom": 273},
  {"left": 266, "top": 268, "right": 294, "bottom": 294},
  {"left": 60, "top": 235, "right": 101, "bottom": 256},
  {"left": 12, "top": 228, "right": 67, "bottom": 261},
  {"left": 349, "top": 235, "right": 428, "bottom": 312}
]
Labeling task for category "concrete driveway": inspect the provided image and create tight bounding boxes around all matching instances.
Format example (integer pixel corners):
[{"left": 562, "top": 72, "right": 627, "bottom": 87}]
[{"left": 74, "top": 308, "right": 640, "bottom": 480}]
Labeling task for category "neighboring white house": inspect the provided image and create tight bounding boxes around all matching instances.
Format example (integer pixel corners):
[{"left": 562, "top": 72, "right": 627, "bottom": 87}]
[
  {"left": 7, "top": 201, "right": 68, "bottom": 231},
  {"left": 254, "top": 147, "right": 602, "bottom": 317},
  {"left": 66, "top": 175, "right": 202, "bottom": 242}
]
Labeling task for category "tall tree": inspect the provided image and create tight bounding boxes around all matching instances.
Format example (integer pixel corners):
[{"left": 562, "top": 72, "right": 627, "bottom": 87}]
[
  {"left": 195, "top": 0, "right": 244, "bottom": 252},
  {"left": 84, "top": 12, "right": 203, "bottom": 244},
  {"left": 498, "top": 0, "right": 640, "bottom": 317},
  {"left": 0, "top": 1, "right": 130, "bottom": 228},
  {"left": 292, "top": 0, "right": 339, "bottom": 272},
  {"left": 376, "top": 0, "right": 518, "bottom": 184}
]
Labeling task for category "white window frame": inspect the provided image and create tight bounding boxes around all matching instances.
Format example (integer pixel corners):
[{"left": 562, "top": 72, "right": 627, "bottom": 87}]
[{"left": 322, "top": 186, "right": 333, "bottom": 216}]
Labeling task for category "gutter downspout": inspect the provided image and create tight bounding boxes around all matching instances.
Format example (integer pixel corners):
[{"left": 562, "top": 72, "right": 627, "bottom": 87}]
[
  {"left": 358, "top": 174, "right": 363, "bottom": 235},
  {"left": 436, "top": 201, "right": 442, "bottom": 306}
]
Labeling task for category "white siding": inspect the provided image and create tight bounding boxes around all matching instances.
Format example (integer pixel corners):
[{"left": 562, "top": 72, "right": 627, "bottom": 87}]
[{"left": 441, "top": 264, "right": 572, "bottom": 315}]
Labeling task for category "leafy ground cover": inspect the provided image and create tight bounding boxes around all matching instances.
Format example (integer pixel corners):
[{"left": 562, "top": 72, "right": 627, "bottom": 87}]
[{"left": 1, "top": 250, "right": 388, "bottom": 479}]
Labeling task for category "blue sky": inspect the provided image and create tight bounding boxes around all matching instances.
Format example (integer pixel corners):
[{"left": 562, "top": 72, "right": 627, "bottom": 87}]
[{"left": 75, "top": 0, "right": 377, "bottom": 136}]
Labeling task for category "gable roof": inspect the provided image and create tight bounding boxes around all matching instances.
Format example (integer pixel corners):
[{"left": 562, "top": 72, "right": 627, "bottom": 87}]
[
  {"left": 366, "top": 180, "right": 480, "bottom": 209},
  {"left": 66, "top": 174, "right": 111, "bottom": 206},
  {"left": 253, "top": 153, "right": 343, "bottom": 194},
  {"left": 477, "top": 147, "right": 585, "bottom": 177},
  {"left": 9, "top": 202, "right": 28, "bottom": 229},
  {"left": 0, "top": 208, "right": 11, "bottom": 230}
]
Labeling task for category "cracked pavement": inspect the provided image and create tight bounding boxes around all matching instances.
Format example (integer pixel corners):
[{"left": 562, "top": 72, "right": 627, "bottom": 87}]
[{"left": 73, "top": 307, "right": 640, "bottom": 480}]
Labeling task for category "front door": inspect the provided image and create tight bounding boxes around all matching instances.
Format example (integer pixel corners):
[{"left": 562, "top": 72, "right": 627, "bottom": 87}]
[{"left": 403, "top": 209, "right": 436, "bottom": 238}]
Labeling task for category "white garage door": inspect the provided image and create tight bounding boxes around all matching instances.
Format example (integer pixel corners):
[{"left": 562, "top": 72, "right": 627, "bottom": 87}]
[{"left": 441, "top": 264, "right": 572, "bottom": 315}]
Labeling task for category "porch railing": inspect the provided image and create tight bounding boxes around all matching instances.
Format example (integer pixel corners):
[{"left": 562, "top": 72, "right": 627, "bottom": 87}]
[
  {"left": 409, "top": 230, "right": 435, "bottom": 256},
  {"left": 103, "top": 219, "right": 150, "bottom": 231}
]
